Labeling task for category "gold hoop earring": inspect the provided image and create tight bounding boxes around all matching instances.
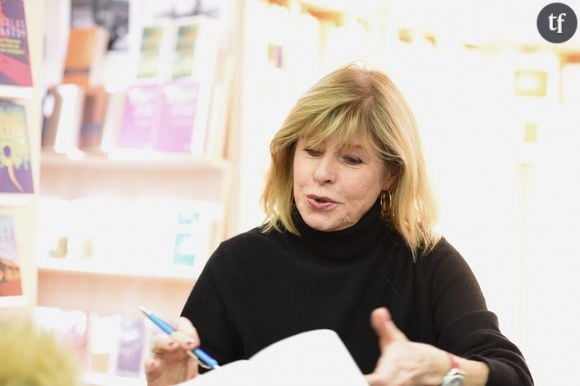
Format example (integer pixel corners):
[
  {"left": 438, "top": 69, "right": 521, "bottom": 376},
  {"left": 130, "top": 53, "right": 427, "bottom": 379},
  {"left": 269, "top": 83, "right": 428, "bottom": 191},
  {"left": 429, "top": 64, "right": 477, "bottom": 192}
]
[{"left": 380, "top": 190, "right": 392, "bottom": 211}]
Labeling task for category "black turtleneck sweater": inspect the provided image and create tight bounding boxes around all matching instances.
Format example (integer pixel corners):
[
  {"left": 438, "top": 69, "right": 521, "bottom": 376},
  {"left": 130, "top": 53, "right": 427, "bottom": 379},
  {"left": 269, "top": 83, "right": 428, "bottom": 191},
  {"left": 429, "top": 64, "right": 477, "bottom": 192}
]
[{"left": 182, "top": 202, "right": 533, "bottom": 385}]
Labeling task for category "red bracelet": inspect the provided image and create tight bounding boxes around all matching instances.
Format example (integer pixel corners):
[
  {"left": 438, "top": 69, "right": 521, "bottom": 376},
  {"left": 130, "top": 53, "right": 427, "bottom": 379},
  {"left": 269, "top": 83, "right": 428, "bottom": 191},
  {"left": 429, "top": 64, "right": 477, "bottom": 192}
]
[
  {"left": 448, "top": 353, "right": 461, "bottom": 371},
  {"left": 442, "top": 352, "right": 465, "bottom": 385},
  {"left": 448, "top": 352, "right": 466, "bottom": 376}
]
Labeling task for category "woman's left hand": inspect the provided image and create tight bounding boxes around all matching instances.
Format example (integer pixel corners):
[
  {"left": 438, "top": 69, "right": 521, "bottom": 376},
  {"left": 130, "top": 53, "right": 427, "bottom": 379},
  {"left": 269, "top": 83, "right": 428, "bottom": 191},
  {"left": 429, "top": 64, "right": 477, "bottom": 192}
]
[{"left": 365, "top": 307, "right": 449, "bottom": 386}]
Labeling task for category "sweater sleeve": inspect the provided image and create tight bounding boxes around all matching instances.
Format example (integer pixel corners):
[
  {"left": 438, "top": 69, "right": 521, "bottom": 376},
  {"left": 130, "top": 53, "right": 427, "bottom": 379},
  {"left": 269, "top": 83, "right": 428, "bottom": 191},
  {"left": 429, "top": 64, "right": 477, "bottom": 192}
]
[
  {"left": 181, "top": 244, "right": 242, "bottom": 366},
  {"left": 419, "top": 238, "right": 534, "bottom": 385}
]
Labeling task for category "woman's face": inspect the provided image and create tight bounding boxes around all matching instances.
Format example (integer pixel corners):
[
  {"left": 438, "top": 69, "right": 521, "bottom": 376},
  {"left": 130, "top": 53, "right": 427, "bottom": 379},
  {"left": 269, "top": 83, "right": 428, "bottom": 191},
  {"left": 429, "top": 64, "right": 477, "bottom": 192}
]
[{"left": 293, "top": 136, "right": 396, "bottom": 232}]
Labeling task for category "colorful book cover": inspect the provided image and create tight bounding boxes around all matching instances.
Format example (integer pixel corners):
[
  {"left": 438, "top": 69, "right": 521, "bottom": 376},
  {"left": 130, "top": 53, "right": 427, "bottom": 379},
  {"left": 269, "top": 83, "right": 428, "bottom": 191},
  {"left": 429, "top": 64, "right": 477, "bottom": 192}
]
[
  {"left": 0, "top": 101, "right": 34, "bottom": 193},
  {"left": 0, "top": 0, "right": 32, "bottom": 87},
  {"left": 171, "top": 19, "right": 201, "bottom": 78},
  {"left": 136, "top": 21, "right": 170, "bottom": 79},
  {"left": 0, "top": 214, "right": 22, "bottom": 297},
  {"left": 117, "top": 83, "right": 162, "bottom": 149},
  {"left": 115, "top": 315, "right": 146, "bottom": 378},
  {"left": 156, "top": 79, "right": 199, "bottom": 153},
  {"left": 63, "top": 27, "right": 108, "bottom": 88}
]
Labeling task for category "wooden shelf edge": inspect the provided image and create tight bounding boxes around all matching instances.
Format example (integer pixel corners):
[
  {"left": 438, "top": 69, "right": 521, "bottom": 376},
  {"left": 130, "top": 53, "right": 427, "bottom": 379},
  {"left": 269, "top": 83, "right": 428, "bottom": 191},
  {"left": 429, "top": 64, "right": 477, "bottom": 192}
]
[
  {"left": 37, "top": 258, "right": 202, "bottom": 281},
  {"left": 41, "top": 150, "right": 230, "bottom": 173}
]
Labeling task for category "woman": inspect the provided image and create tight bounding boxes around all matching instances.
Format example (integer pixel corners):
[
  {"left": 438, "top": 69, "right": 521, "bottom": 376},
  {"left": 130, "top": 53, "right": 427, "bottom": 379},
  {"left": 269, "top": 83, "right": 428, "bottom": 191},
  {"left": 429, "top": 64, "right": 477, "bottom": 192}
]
[{"left": 146, "top": 64, "right": 533, "bottom": 386}]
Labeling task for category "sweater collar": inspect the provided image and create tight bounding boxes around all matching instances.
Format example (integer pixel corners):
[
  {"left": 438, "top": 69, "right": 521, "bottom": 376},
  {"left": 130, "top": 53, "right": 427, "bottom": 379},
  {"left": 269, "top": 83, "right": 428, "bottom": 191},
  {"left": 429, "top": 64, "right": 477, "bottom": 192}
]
[{"left": 291, "top": 199, "right": 385, "bottom": 261}]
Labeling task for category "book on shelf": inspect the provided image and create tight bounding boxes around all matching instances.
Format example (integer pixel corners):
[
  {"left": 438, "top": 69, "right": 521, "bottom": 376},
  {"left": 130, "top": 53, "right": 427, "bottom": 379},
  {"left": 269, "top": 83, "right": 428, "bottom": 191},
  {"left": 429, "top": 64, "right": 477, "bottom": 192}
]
[
  {"left": 0, "top": 0, "right": 33, "bottom": 98},
  {"left": 0, "top": 101, "right": 34, "bottom": 193},
  {"left": 41, "top": 84, "right": 85, "bottom": 154},
  {"left": 170, "top": 16, "right": 220, "bottom": 80},
  {"left": 135, "top": 19, "right": 172, "bottom": 80},
  {"left": 115, "top": 315, "right": 147, "bottom": 378},
  {"left": 100, "top": 89, "right": 127, "bottom": 153},
  {"left": 157, "top": 79, "right": 200, "bottom": 153},
  {"left": 41, "top": 87, "right": 63, "bottom": 149},
  {"left": 63, "top": 26, "right": 109, "bottom": 89},
  {"left": 182, "top": 329, "right": 366, "bottom": 386},
  {"left": 77, "top": 86, "right": 109, "bottom": 151},
  {"left": 117, "top": 82, "right": 163, "bottom": 150},
  {"left": 118, "top": 79, "right": 207, "bottom": 155},
  {"left": 172, "top": 203, "right": 216, "bottom": 268},
  {"left": 0, "top": 214, "right": 23, "bottom": 299},
  {"left": 119, "top": 15, "right": 223, "bottom": 155}
]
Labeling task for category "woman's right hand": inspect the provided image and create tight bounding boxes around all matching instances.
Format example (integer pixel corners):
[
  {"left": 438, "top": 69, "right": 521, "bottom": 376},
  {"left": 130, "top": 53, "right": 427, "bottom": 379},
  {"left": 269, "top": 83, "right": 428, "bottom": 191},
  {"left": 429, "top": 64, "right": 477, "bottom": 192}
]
[{"left": 144, "top": 317, "right": 201, "bottom": 386}]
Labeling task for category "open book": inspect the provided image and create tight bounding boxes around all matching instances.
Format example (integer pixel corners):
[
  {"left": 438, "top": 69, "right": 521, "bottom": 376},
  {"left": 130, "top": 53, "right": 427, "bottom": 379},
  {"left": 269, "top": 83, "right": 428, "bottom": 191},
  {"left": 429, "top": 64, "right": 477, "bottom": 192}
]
[{"left": 182, "top": 329, "right": 367, "bottom": 386}]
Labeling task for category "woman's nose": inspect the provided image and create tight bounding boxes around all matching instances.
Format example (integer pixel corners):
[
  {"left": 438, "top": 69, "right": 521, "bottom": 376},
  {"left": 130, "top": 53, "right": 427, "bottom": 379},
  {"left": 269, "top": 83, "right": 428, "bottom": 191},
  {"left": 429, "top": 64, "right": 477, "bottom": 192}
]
[{"left": 313, "top": 156, "right": 336, "bottom": 184}]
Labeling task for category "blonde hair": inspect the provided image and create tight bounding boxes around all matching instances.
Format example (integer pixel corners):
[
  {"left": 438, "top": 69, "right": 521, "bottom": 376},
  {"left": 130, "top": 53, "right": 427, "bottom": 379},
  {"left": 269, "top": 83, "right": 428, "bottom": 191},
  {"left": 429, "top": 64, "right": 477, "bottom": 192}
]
[
  {"left": 0, "top": 318, "right": 79, "bottom": 386},
  {"left": 261, "top": 64, "right": 440, "bottom": 257}
]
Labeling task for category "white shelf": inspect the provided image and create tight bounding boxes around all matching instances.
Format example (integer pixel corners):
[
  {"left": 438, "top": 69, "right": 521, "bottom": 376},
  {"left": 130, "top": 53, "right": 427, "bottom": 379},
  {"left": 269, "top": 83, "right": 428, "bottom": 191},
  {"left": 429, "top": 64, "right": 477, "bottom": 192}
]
[
  {"left": 0, "top": 295, "right": 28, "bottom": 308},
  {"left": 41, "top": 150, "right": 230, "bottom": 173},
  {"left": 37, "top": 258, "right": 203, "bottom": 281},
  {"left": 0, "top": 194, "right": 35, "bottom": 206},
  {"left": 0, "top": 84, "right": 33, "bottom": 99},
  {"left": 82, "top": 372, "right": 145, "bottom": 386}
]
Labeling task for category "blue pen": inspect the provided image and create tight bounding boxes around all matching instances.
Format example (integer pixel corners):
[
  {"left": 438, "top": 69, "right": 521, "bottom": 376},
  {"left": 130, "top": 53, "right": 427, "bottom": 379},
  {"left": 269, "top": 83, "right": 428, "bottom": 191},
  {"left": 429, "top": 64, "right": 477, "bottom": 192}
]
[{"left": 139, "top": 306, "right": 219, "bottom": 369}]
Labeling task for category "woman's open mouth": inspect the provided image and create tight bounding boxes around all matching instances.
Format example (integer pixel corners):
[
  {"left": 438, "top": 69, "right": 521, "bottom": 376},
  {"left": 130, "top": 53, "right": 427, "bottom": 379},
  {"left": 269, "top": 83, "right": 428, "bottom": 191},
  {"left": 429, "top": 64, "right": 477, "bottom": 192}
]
[{"left": 306, "top": 195, "right": 338, "bottom": 210}]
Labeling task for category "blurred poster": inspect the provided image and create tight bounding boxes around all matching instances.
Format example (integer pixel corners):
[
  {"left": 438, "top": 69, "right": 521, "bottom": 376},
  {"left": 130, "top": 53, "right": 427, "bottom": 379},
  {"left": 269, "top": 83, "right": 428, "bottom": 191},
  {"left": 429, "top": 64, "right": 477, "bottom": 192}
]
[{"left": 71, "top": 0, "right": 130, "bottom": 51}]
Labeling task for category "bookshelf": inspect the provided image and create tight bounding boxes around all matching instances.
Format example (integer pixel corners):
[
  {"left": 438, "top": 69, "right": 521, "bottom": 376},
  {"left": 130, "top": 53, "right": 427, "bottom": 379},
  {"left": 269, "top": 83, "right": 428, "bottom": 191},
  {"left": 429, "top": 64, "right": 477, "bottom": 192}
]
[
  {"left": 32, "top": 0, "right": 239, "bottom": 384},
  {"left": 36, "top": 153, "right": 231, "bottom": 385},
  {"left": 0, "top": 0, "right": 43, "bottom": 314}
]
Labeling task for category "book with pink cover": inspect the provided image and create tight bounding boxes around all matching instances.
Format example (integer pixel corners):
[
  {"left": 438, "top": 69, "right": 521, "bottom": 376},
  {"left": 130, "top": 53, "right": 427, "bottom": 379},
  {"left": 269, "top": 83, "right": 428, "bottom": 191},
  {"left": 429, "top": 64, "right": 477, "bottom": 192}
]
[
  {"left": 181, "top": 329, "right": 367, "bottom": 386},
  {"left": 156, "top": 79, "right": 199, "bottom": 153},
  {"left": 117, "top": 83, "right": 163, "bottom": 149},
  {"left": 115, "top": 315, "right": 146, "bottom": 377}
]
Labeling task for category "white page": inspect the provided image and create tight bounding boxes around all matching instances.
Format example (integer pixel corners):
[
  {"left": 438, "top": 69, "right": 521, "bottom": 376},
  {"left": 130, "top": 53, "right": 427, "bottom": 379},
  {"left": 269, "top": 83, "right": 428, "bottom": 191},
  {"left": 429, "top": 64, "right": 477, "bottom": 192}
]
[{"left": 183, "top": 329, "right": 368, "bottom": 386}]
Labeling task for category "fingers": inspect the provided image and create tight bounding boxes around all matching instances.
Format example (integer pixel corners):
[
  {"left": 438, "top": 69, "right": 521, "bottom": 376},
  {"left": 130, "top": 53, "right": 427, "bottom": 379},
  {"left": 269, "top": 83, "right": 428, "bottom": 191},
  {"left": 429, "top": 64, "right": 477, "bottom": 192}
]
[
  {"left": 145, "top": 317, "right": 201, "bottom": 385},
  {"left": 144, "top": 355, "right": 162, "bottom": 380},
  {"left": 173, "top": 317, "right": 200, "bottom": 349},
  {"left": 151, "top": 333, "right": 177, "bottom": 355},
  {"left": 150, "top": 317, "right": 200, "bottom": 355},
  {"left": 370, "top": 307, "right": 407, "bottom": 350},
  {"left": 364, "top": 373, "right": 382, "bottom": 386}
]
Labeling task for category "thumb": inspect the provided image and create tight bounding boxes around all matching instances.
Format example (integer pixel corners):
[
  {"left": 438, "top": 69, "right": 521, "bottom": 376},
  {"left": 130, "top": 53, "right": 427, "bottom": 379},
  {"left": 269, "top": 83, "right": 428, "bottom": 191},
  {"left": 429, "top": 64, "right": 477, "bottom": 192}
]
[{"left": 370, "top": 307, "right": 407, "bottom": 350}]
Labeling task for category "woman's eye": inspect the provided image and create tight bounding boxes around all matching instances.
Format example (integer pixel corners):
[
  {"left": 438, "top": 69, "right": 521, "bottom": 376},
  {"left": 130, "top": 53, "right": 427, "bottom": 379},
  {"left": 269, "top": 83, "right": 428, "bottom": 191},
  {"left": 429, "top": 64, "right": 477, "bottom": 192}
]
[
  {"left": 305, "top": 148, "right": 322, "bottom": 157},
  {"left": 343, "top": 155, "right": 362, "bottom": 165}
]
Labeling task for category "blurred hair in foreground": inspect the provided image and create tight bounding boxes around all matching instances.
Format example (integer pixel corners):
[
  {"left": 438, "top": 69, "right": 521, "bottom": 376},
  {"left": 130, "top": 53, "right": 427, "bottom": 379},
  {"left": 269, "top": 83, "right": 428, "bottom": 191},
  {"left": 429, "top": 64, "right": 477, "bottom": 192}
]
[{"left": 0, "top": 317, "right": 79, "bottom": 386}]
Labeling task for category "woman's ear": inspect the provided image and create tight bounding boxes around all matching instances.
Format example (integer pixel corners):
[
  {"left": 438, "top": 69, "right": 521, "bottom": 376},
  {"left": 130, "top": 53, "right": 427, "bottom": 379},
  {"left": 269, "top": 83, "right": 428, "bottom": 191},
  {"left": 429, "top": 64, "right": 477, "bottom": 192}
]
[{"left": 382, "top": 165, "right": 398, "bottom": 191}]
